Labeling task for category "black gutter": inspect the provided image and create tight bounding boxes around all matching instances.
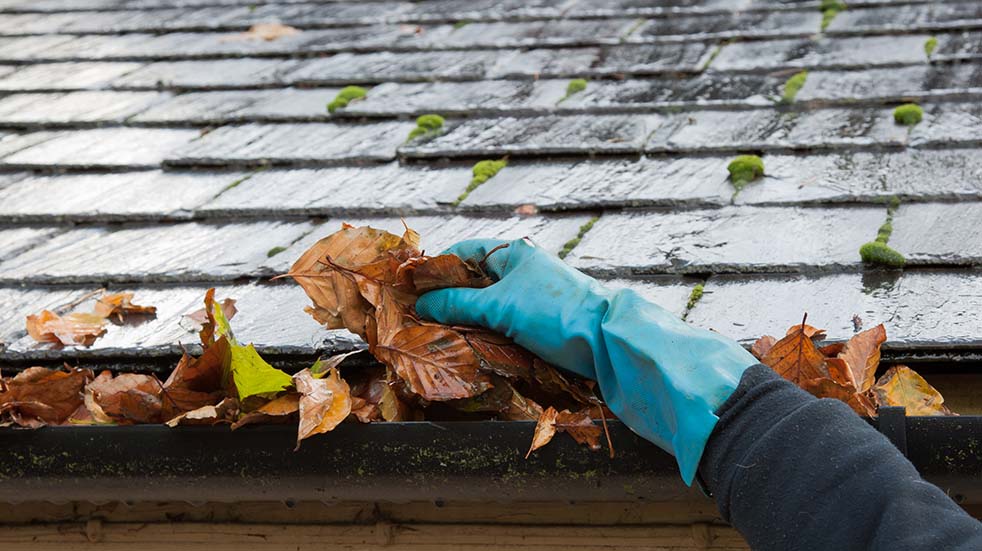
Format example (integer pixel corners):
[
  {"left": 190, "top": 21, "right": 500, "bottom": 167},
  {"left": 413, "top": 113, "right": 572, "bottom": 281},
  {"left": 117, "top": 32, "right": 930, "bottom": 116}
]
[{"left": 0, "top": 416, "right": 979, "bottom": 505}]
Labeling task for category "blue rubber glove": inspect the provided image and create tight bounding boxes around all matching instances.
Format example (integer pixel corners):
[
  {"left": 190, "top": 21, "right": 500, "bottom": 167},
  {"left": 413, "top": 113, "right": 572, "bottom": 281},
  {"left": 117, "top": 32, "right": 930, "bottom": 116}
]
[{"left": 415, "top": 238, "right": 757, "bottom": 485}]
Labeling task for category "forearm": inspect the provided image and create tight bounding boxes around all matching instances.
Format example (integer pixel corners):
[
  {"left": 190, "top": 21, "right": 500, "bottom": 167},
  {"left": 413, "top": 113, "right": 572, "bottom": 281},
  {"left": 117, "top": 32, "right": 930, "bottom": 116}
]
[{"left": 700, "top": 364, "right": 982, "bottom": 551}]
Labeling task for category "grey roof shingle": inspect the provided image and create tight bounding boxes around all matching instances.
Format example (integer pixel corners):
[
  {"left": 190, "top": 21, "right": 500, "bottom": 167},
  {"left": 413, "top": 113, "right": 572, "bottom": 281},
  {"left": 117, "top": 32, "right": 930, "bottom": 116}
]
[{"left": 0, "top": 0, "right": 980, "bottom": 364}]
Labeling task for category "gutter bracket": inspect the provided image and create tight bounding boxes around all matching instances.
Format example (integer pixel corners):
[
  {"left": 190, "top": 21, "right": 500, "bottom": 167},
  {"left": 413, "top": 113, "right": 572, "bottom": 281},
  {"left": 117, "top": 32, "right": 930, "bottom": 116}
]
[{"left": 877, "top": 406, "right": 908, "bottom": 457}]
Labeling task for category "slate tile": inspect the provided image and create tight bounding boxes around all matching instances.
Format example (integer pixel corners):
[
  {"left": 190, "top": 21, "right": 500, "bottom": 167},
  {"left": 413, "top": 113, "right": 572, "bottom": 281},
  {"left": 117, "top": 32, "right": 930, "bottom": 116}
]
[
  {"left": 711, "top": 35, "right": 931, "bottom": 71},
  {"left": 734, "top": 149, "right": 982, "bottom": 205},
  {"left": 436, "top": 19, "right": 635, "bottom": 49},
  {"left": 0, "top": 285, "right": 94, "bottom": 347},
  {"left": 0, "top": 91, "right": 164, "bottom": 126},
  {"left": 461, "top": 158, "right": 731, "bottom": 211},
  {"left": 0, "top": 220, "right": 317, "bottom": 284},
  {"left": 168, "top": 121, "right": 413, "bottom": 166},
  {"left": 648, "top": 107, "right": 908, "bottom": 153},
  {"left": 129, "top": 88, "right": 337, "bottom": 124},
  {"left": 21, "top": 33, "right": 156, "bottom": 62},
  {"left": 401, "top": 114, "right": 663, "bottom": 158},
  {"left": 0, "top": 62, "right": 143, "bottom": 91},
  {"left": 263, "top": 214, "right": 591, "bottom": 273},
  {"left": 0, "top": 128, "right": 197, "bottom": 168},
  {"left": 557, "top": 73, "right": 783, "bottom": 111},
  {"left": 827, "top": 3, "right": 982, "bottom": 34},
  {"left": 0, "top": 131, "right": 58, "bottom": 159},
  {"left": 590, "top": 43, "right": 715, "bottom": 74},
  {"left": 567, "top": 206, "right": 883, "bottom": 275},
  {"left": 603, "top": 277, "right": 695, "bottom": 319},
  {"left": 0, "top": 34, "right": 77, "bottom": 61},
  {"left": 0, "top": 171, "right": 238, "bottom": 221},
  {"left": 797, "top": 64, "right": 982, "bottom": 103},
  {"left": 246, "top": 2, "right": 410, "bottom": 27},
  {"left": 889, "top": 203, "right": 982, "bottom": 266},
  {"left": 342, "top": 80, "right": 559, "bottom": 117},
  {"left": 563, "top": 0, "right": 747, "bottom": 18},
  {"left": 486, "top": 47, "right": 602, "bottom": 78},
  {"left": 0, "top": 226, "right": 61, "bottom": 262},
  {"left": 112, "top": 59, "right": 301, "bottom": 90},
  {"left": 201, "top": 164, "right": 469, "bottom": 216},
  {"left": 398, "top": 0, "right": 568, "bottom": 24},
  {"left": 288, "top": 50, "right": 499, "bottom": 84},
  {"left": 687, "top": 271, "right": 982, "bottom": 348},
  {"left": 910, "top": 102, "right": 982, "bottom": 147},
  {"left": 933, "top": 31, "right": 982, "bottom": 61},
  {"left": 630, "top": 9, "right": 820, "bottom": 41}
]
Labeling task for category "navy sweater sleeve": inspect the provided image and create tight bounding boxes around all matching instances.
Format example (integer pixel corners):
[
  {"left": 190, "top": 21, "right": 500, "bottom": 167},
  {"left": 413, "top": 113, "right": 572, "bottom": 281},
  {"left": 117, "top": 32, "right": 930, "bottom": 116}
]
[{"left": 700, "top": 364, "right": 982, "bottom": 551}]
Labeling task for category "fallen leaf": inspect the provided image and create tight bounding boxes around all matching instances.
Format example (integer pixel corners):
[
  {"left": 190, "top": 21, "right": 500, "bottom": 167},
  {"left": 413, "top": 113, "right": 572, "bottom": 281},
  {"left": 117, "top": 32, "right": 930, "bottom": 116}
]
[
  {"left": 801, "top": 377, "right": 876, "bottom": 417},
  {"left": 526, "top": 406, "right": 559, "bottom": 458},
  {"left": 161, "top": 349, "right": 227, "bottom": 421},
  {"left": 750, "top": 335, "right": 777, "bottom": 359},
  {"left": 92, "top": 292, "right": 157, "bottom": 322},
  {"left": 837, "top": 324, "right": 887, "bottom": 392},
  {"left": 376, "top": 325, "right": 492, "bottom": 401},
  {"left": 26, "top": 310, "right": 106, "bottom": 347},
  {"left": 785, "top": 323, "right": 827, "bottom": 341},
  {"left": 0, "top": 366, "right": 92, "bottom": 426},
  {"left": 818, "top": 342, "right": 845, "bottom": 357},
  {"left": 556, "top": 409, "right": 602, "bottom": 451},
  {"left": 872, "top": 365, "right": 953, "bottom": 416},
  {"left": 228, "top": 22, "right": 301, "bottom": 42},
  {"left": 412, "top": 254, "right": 492, "bottom": 293},
  {"left": 294, "top": 368, "right": 352, "bottom": 449},
  {"left": 85, "top": 372, "right": 163, "bottom": 424},
  {"left": 761, "top": 320, "right": 827, "bottom": 385},
  {"left": 166, "top": 397, "right": 238, "bottom": 427},
  {"left": 231, "top": 392, "right": 300, "bottom": 430}
]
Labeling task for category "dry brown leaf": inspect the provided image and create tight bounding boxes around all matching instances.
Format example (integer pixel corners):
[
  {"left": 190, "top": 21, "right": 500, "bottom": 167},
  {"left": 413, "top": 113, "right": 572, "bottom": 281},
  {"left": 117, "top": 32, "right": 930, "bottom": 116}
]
[
  {"left": 165, "top": 397, "right": 238, "bottom": 427},
  {"left": 785, "top": 323, "right": 827, "bottom": 341},
  {"left": 761, "top": 320, "right": 827, "bottom": 385},
  {"left": 818, "top": 342, "right": 846, "bottom": 357},
  {"left": 231, "top": 392, "right": 300, "bottom": 430},
  {"left": 93, "top": 292, "right": 157, "bottom": 322},
  {"left": 0, "top": 366, "right": 93, "bottom": 426},
  {"left": 872, "top": 365, "right": 953, "bottom": 416},
  {"left": 412, "top": 254, "right": 493, "bottom": 293},
  {"left": 837, "top": 324, "right": 886, "bottom": 393},
  {"left": 750, "top": 335, "right": 776, "bottom": 360},
  {"left": 85, "top": 372, "right": 163, "bottom": 424},
  {"left": 526, "top": 406, "right": 559, "bottom": 458},
  {"left": 161, "top": 349, "right": 227, "bottom": 421},
  {"left": 184, "top": 297, "right": 237, "bottom": 332},
  {"left": 556, "top": 409, "right": 602, "bottom": 451},
  {"left": 376, "top": 325, "right": 492, "bottom": 401},
  {"left": 26, "top": 310, "right": 106, "bottom": 347},
  {"left": 294, "top": 368, "right": 352, "bottom": 449},
  {"left": 227, "top": 22, "right": 301, "bottom": 42},
  {"left": 801, "top": 377, "right": 877, "bottom": 417}
]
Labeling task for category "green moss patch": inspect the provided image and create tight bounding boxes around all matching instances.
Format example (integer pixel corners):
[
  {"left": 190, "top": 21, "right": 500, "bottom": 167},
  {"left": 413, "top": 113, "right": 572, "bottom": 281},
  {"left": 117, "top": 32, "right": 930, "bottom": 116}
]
[
  {"left": 781, "top": 71, "right": 808, "bottom": 103},
  {"left": 820, "top": 0, "right": 846, "bottom": 31},
  {"left": 327, "top": 86, "right": 367, "bottom": 114},
  {"left": 860, "top": 241, "right": 905, "bottom": 268},
  {"left": 558, "top": 217, "right": 599, "bottom": 259},
  {"left": 924, "top": 36, "right": 938, "bottom": 57},
  {"left": 407, "top": 114, "right": 446, "bottom": 142},
  {"left": 558, "top": 79, "right": 588, "bottom": 104},
  {"left": 455, "top": 158, "right": 508, "bottom": 205},
  {"left": 727, "top": 155, "right": 765, "bottom": 192},
  {"left": 893, "top": 103, "right": 923, "bottom": 126},
  {"left": 453, "top": 20, "right": 471, "bottom": 29},
  {"left": 267, "top": 246, "right": 287, "bottom": 258},
  {"left": 684, "top": 283, "right": 705, "bottom": 318}
]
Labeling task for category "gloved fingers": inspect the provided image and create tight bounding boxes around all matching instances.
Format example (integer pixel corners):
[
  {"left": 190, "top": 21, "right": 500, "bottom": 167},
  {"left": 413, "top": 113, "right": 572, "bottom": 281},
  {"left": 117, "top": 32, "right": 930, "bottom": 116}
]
[
  {"left": 441, "top": 238, "right": 511, "bottom": 280},
  {"left": 415, "top": 287, "right": 491, "bottom": 329}
]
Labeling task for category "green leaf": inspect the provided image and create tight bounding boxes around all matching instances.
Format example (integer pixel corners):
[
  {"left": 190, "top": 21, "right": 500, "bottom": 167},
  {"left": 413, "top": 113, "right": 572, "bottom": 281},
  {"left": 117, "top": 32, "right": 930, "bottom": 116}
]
[
  {"left": 212, "top": 299, "right": 235, "bottom": 343},
  {"left": 228, "top": 343, "right": 293, "bottom": 402}
]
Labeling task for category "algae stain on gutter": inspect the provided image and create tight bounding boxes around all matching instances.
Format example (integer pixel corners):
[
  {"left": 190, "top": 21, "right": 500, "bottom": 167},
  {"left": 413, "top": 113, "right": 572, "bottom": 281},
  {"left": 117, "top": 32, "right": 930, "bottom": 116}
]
[{"left": 558, "top": 216, "right": 599, "bottom": 259}]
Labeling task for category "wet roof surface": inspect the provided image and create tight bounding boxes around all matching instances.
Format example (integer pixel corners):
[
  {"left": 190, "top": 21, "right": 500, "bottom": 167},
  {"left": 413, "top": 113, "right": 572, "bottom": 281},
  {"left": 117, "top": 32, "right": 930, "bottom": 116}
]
[{"left": 0, "top": 0, "right": 981, "bottom": 366}]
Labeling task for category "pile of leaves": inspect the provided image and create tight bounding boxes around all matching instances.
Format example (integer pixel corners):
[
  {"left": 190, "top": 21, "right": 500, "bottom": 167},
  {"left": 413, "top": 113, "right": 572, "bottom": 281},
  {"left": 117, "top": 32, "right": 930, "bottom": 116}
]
[
  {"left": 2, "top": 225, "right": 954, "bottom": 457},
  {"left": 753, "top": 316, "right": 954, "bottom": 416}
]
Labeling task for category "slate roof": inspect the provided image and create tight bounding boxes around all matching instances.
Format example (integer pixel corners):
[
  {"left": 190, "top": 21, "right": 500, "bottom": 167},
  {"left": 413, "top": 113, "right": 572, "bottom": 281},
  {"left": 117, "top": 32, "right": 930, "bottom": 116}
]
[{"left": 0, "top": 0, "right": 981, "bottom": 370}]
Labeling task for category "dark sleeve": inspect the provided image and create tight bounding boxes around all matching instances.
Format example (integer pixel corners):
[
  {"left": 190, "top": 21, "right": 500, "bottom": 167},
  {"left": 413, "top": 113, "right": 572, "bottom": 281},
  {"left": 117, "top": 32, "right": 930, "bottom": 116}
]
[{"left": 700, "top": 364, "right": 982, "bottom": 551}]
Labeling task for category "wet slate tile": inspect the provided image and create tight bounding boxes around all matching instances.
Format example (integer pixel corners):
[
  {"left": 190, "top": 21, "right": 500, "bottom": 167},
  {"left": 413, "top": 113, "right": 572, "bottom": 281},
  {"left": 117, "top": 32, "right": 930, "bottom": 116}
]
[
  {"left": 0, "top": 34, "right": 77, "bottom": 61},
  {"left": 246, "top": 2, "right": 410, "bottom": 27},
  {"left": 0, "top": 226, "right": 61, "bottom": 261},
  {"left": 0, "top": 286, "right": 94, "bottom": 348},
  {"left": 932, "top": 31, "right": 982, "bottom": 61},
  {"left": 0, "top": 91, "right": 164, "bottom": 126},
  {"left": 827, "top": 3, "right": 982, "bottom": 34},
  {"left": 129, "top": 88, "right": 337, "bottom": 124},
  {"left": 567, "top": 206, "right": 883, "bottom": 275},
  {"left": 711, "top": 35, "right": 931, "bottom": 71},
  {"left": 910, "top": 102, "right": 982, "bottom": 147},
  {"left": 168, "top": 121, "right": 413, "bottom": 166},
  {"left": 558, "top": 73, "right": 784, "bottom": 111},
  {"left": 735, "top": 149, "right": 982, "bottom": 205},
  {"left": 0, "top": 220, "right": 316, "bottom": 284},
  {"left": 797, "top": 64, "right": 982, "bottom": 103},
  {"left": 263, "top": 213, "right": 591, "bottom": 273},
  {"left": 630, "top": 9, "right": 820, "bottom": 41},
  {"left": 288, "top": 50, "right": 500, "bottom": 84},
  {"left": 401, "top": 114, "right": 663, "bottom": 158},
  {"left": 687, "top": 271, "right": 982, "bottom": 348},
  {"left": 112, "top": 58, "right": 302, "bottom": 89},
  {"left": 0, "top": 171, "right": 238, "bottom": 221},
  {"left": 462, "top": 158, "right": 731, "bottom": 211},
  {"left": 0, "top": 131, "right": 58, "bottom": 159},
  {"left": 18, "top": 33, "right": 157, "bottom": 62},
  {"left": 343, "top": 80, "right": 560, "bottom": 117},
  {"left": 603, "top": 277, "right": 695, "bottom": 319},
  {"left": 591, "top": 43, "right": 715, "bottom": 74},
  {"left": 436, "top": 19, "right": 635, "bottom": 49},
  {"left": 398, "top": 0, "right": 568, "bottom": 24},
  {"left": 0, "top": 62, "right": 143, "bottom": 91},
  {"left": 486, "top": 47, "right": 602, "bottom": 78},
  {"left": 890, "top": 203, "right": 982, "bottom": 266},
  {"left": 201, "top": 163, "right": 468, "bottom": 216},
  {"left": 563, "top": 0, "right": 747, "bottom": 18},
  {"left": 0, "top": 128, "right": 197, "bottom": 168},
  {"left": 648, "top": 107, "right": 908, "bottom": 153}
]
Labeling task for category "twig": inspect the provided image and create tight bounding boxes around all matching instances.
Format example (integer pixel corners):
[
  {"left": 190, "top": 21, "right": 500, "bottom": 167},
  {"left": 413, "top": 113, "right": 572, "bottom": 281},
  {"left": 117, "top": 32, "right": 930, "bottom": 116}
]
[
  {"left": 597, "top": 404, "right": 614, "bottom": 459},
  {"left": 479, "top": 243, "right": 510, "bottom": 273}
]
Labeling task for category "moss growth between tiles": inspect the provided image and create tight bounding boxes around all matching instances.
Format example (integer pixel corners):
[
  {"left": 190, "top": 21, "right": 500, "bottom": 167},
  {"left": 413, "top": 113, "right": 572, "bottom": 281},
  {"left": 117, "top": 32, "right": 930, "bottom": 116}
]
[
  {"left": 327, "top": 86, "right": 367, "bottom": 114},
  {"left": 267, "top": 246, "right": 287, "bottom": 258},
  {"left": 558, "top": 217, "right": 599, "bottom": 259},
  {"left": 819, "top": 0, "right": 846, "bottom": 31},
  {"left": 455, "top": 158, "right": 507, "bottom": 206},
  {"left": 781, "top": 71, "right": 807, "bottom": 103},
  {"left": 453, "top": 20, "right": 471, "bottom": 29},
  {"left": 407, "top": 114, "right": 445, "bottom": 142},
  {"left": 727, "top": 155, "right": 764, "bottom": 193},
  {"left": 558, "top": 79, "right": 588, "bottom": 104},
  {"left": 859, "top": 197, "right": 905, "bottom": 268},
  {"left": 924, "top": 36, "right": 938, "bottom": 57},
  {"left": 683, "top": 283, "right": 705, "bottom": 320},
  {"left": 893, "top": 103, "right": 923, "bottom": 126}
]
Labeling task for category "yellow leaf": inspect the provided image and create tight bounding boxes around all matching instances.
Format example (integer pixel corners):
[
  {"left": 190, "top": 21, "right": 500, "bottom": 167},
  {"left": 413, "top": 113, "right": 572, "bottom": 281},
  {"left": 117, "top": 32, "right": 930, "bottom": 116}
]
[{"left": 872, "top": 365, "right": 954, "bottom": 416}]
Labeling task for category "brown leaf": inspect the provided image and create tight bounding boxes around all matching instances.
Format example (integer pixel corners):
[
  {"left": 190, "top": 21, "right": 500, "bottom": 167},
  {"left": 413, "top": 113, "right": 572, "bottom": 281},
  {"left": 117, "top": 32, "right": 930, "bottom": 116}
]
[
  {"left": 0, "top": 367, "right": 93, "bottom": 426},
  {"left": 801, "top": 377, "right": 877, "bottom": 417},
  {"left": 464, "top": 331, "right": 535, "bottom": 381},
  {"left": 165, "top": 397, "right": 238, "bottom": 427},
  {"left": 502, "top": 387, "right": 544, "bottom": 421},
  {"left": 872, "top": 365, "right": 954, "bottom": 416},
  {"left": 294, "top": 368, "right": 352, "bottom": 449},
  {"left": 376, "top": 325, "right": 492, "bottom": 401},
  {"left": 412, "top": 254, "right": 493, "bottom": 293},
  {"left": 26, "top": 310, "right": 106, "bottom": 347},
  {"left": 556, "top": 409, "right": 602, "bottom": 451},
  {"left": 92, "top": 292, "right": 157, "bottom": 322},
  {"left": 184, "top": 296, "right": 237, "bottom": 334},
  {"left": 85, "top": 372, "right": 163, "bottom": 424},
  {"left": 837, "top": 324, "right": 886, "bottom": 393},
  {"left": 818, "top": 342, "right": 846, "bottom": 357},
  {"left": 161, "top": 348, "right": 227, "bottom": 420},
  {"left": 762, "top": 321, "right": 827, "bottom": 385},
  {"left": 228, "top": 23, "right": 301, "bottom": 42},
  {"left": 526, "top": 406, "right": 559, "bottom": 458},
  {"left": 230, "top": 392, "right": 300, "bottom": 430},
  {"left": 750, "top": 335, "right": 776, "bottom": 360}
]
